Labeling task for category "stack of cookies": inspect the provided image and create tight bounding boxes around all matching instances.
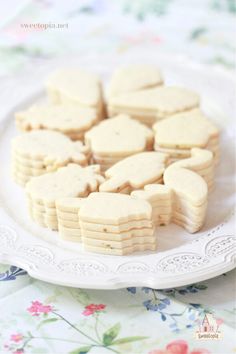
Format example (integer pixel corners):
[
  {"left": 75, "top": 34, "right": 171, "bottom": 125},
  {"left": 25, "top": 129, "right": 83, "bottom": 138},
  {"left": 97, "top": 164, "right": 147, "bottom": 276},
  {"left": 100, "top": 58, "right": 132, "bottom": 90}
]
[
  {"left": 107, "top": 86, "right": 199, "bottom": 126},
  {"left": 26, "top": 164, "right": 104, "bottom": 229},
  {"left": 131, "top": 184, "right": 172, "bottom": 226},
  {"left": 85, "top": 115, "right": 154, "bottom": 171},
  {"left": 79, "top": 192, "right": 156, "bottom": 255},
  {"left": 164, "top": 166, "right": 208, "bottom": 233},
  {"left": 9, "top": 64, "right": 223, "bottom": 254},
  {"left": 153, "top": 109, "right": 220, "bottom": 163},
  {"left": 28, "top": 198, "right": 58, "bottom": 230},
  {"left": 15, "top": 103, "right": 98, "bottom": 141},
  {"left": 46, "top": 68, "right": 105, "bottom": 120},
  {"left": 99, "top": 151, "right": 168, "bottom": 194},
  {"left": 170, "top": 148, "right": 215, "bottom": 192},
  {"left": 56, "top": 198, "right": 85, "bottom": 241},
  {"left": 12, "top": 130, "right": 90, "bottom": 186},
  {"left": 205, "top": 135, "right": 220, "bottom": 165}
]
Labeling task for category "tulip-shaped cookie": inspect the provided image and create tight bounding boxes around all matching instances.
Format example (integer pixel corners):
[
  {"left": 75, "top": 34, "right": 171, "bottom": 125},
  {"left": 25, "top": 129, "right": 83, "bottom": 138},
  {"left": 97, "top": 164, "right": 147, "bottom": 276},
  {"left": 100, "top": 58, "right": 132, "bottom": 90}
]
[{"left": 99, "top": 152, "right": 168, "bottom": 193}]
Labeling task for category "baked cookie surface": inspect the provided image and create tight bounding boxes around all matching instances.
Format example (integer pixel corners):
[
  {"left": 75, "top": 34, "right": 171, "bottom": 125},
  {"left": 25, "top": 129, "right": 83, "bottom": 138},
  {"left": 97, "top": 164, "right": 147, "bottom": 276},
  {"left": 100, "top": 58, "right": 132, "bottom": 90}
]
[
  {"left": 15, "top": 103, "right": 98, "bottom": 139},
  {"left": 108, "top": 86, "right": 199, "bottom": 125},
  {"left": 107, "top": 64, "right": 163, "bottom": 98},
  {"left": 99, "top": 151, "right": 168, "bottom": 193}
]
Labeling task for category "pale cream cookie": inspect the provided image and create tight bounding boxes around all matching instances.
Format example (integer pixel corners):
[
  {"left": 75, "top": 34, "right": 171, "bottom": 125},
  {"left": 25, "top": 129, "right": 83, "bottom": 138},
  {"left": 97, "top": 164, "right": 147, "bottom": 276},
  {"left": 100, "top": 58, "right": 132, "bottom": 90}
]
[
  {"left": 57, "top": 211, "right": 79, "bottom": 222},
  {"left": 163, "top": 166, "right": 208, "bottom": 232},
  {"left": 26, "top": 165, "right": 104, "bottom": 230},
  {"left": 28, "top": 199, "right": 57, "bottom": 216},
  {"left": 12, "top": 130, "right": 89, "bottom": 167},
  {"left": 12, "top": 163, "right": 46, "bottom": 176},
  {"left": 56, "top": 197, "right": 86, "bottom": 213},
  {"left": 12, "top": 153, "right": 49, "bottom": 169},
  {"left": 26, "top": 164, "right": 104, "bottom": 208},
  {"left": 58, "top": 225, "right": 82, "bottom": 236},
  {"left": 107, "top": 64, "right": 163, "bottom": 99},
  {"left": 84, "top": 235, "right": 156, "bottom": 249},
  {"left": 153, "top": 109, "right": 219, "bottom": 149},
  {"left": 169, "top": 148, "right": 215, "bottom": 191},
  {"left": 99, "top": 151, "right": 168, "bottom": 193},
  {"left": 84, "top": 243, "right": 156, "bottom": 256},
  {"left": 15, "top": 103, "right": 98, "bottom": 139},
  {"left": 79, "top": 192, "right": 153, "bottom": 225},
  {"left": 45, "top": 68, "right": 104, "bottom": 119},
  {"left": 164, "top": 166, "right": 208, "bottom": 206},
  {"left": 154, "top": 145, "right": 191, "bottom": 158},
  {"left": 81, "top": 227, "right": 154, "bottom": 241},
  {"left": 80, "top": 220, "right": 154, "bottom": 233},
  {"left": 108, "top": 86, "right": 199, "bottom": 125},
  {"left": 79, "top": 192, "right": 156, "bottom": 255},
  {"left": 85, "top": 114, "right": 154, "bottom": 157},
  {"left": 132, "top": 163, "right": 209, "bottom": 233},
  {"left": 153, "top": 109, "right": 219, "bottom": 163},
  {"left": 131, "top": 184, "right": 172, "bottom": 226},
  {"left": 58, "top": 225, "right": 82, "bottom": 242}
]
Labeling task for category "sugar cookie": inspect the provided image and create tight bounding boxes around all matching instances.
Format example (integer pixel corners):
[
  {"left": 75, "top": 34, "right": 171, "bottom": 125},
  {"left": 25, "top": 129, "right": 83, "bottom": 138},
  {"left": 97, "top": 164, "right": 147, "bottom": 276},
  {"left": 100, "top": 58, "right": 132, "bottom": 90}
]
[
  {"left": 107, "top": 64, "right": 163, "bottom": 98},
  {"left": 26, "top": 164, "right": 104, "bottom": 229},
  {"left": 99, "top": 151, "right": 168, "bottom": 193},
  {"left": 108, "top": 86, "right": 199, "bottom": 126},
  {"left": 15, "top": 103, "right": 98, "bottom": 140},
  {"left": 85, "top": 114, "right": 154, "bottom": 171},
  {"left": 12, "top": 130, "right": 89, "bottom": 186},
  {"left": 79, "top": 192, "right": 156, "bottom": 255},
  {"left": 153, "top": 109, "right": 219, "bottom": 163},
  {"left": 46, "top": 68, "right": 104, "bottom": 119}
]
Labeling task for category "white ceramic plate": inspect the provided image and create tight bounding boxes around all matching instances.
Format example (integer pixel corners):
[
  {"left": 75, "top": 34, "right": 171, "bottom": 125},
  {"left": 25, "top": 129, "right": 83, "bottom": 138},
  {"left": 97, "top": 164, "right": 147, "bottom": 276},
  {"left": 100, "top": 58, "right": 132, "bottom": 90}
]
[{"left": 0, "top": 51, "right": 235, "bottom": 289}]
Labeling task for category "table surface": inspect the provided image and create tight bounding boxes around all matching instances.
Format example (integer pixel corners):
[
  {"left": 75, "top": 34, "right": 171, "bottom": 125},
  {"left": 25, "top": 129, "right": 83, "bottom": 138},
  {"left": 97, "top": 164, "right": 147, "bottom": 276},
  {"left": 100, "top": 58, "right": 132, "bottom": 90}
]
[{"left": 0, "top": 1, "right": 235, "bottom": 353}]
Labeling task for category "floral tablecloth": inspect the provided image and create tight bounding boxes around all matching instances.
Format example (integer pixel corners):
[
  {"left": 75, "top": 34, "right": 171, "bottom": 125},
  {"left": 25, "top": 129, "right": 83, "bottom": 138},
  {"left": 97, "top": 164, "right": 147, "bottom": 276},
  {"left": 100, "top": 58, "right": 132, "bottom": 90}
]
[{"left": 0, "top": 1, "right": 235, "bottom": 353}]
